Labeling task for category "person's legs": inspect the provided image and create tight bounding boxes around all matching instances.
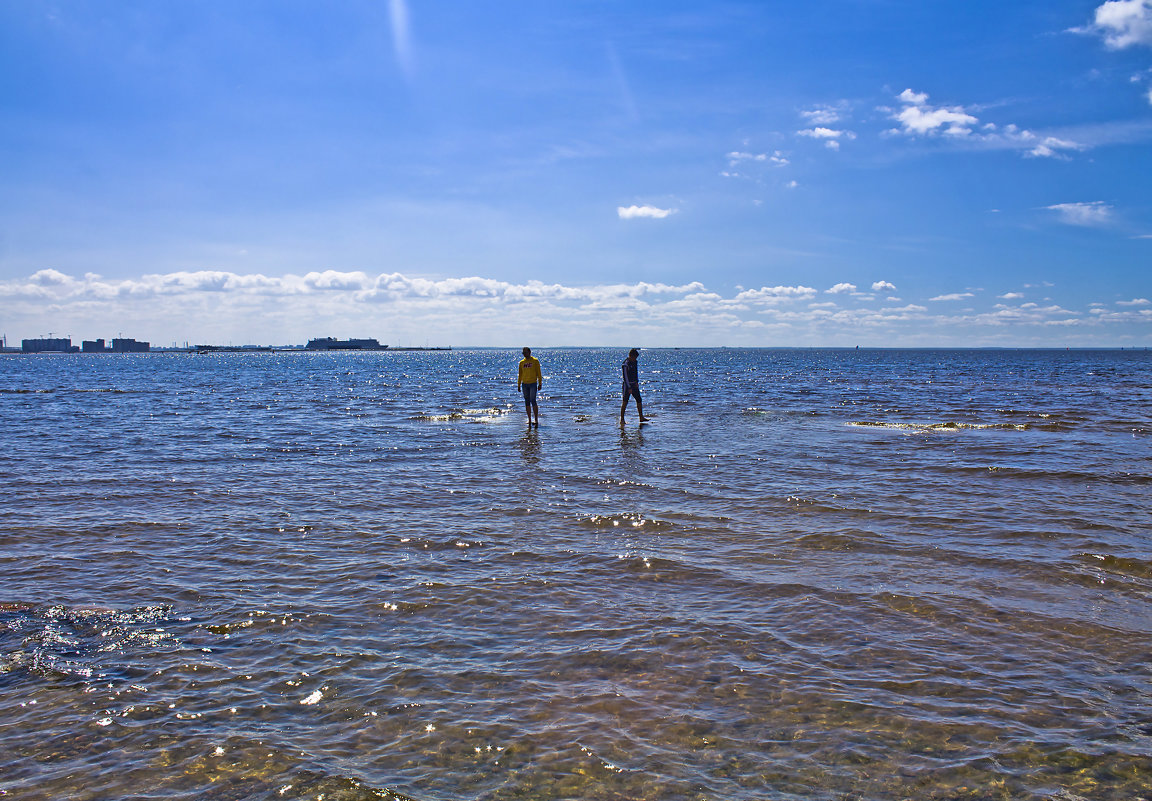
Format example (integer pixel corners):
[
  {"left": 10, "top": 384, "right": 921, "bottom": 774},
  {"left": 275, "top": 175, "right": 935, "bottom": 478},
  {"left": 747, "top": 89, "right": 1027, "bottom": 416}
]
[
  {"left": 620, "top": 387, "right": 647, "bottom": 423},
  {"left": 523, "top": 383, "right": 539, "bottom": 426}
]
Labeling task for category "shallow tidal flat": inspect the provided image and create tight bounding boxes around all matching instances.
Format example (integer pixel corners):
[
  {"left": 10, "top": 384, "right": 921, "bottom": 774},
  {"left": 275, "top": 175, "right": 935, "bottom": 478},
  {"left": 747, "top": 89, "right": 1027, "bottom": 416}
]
[{"left": 2, "top": 348, "right": 1150, "bottom": 799}]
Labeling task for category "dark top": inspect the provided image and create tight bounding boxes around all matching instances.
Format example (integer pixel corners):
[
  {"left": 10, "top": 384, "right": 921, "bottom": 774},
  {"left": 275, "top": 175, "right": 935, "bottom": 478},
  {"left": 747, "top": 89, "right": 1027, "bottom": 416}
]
[{"left": 621, "top": 359, "right": 639, "bottom": 389}]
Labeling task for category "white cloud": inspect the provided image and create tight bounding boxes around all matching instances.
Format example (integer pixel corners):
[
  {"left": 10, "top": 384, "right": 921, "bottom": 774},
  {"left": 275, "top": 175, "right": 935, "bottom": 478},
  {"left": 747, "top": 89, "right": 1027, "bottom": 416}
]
[
  {"left": 2, "top": 269, "right": 1145, "bottom": 347},
  {"left": 888, "top": 91, "right": 1085, "bottom": 158},
  {"left": 999, "top": 292, "right": 1025, "bottom": 299},
  {"left": 1046, "top": 201, "right": 1113, "bottom": 225},
  {"left": 798, "top": 127, "right": 856, "bottom": 142},
  {"left": 1026, "top": 136, "right": 1085, "bottom": 159},
  {"left": 1091, "top": 0, "right": 1152, "bottom": 49},
  {"left": 930, "top": 293, "right": 976, "bottom": 301},
  {"left": 305, "top": 270, "right": 371, "bottom": 291},
  {"left": 800, "top": 105, "right": 844, "bottom": 125},
  {"left": 29, "top": 269, "right": 71, "bottom": 286},
  {"left": 891, "top": 90, "right": 978, "bottom": 136},
  {"left": 725, "top": 150, "right": 789, "bottom": 169},
  {"left": 898, "top": 89, "right": 929, "bottom": 105},
  {"left": 150, "top": 270, "right": 280, "bottom": 293},
  {"left": 617, "top": 205, "right": 676, "bottom": 219},
  {"left": 734, "top": 285, "right": 818, "bottom": 303}
]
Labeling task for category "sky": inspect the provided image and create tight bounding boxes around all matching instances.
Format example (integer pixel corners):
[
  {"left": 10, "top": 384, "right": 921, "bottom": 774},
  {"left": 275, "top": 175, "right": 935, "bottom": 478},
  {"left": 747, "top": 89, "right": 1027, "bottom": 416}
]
[{"left": 1, "top": 0, "right": 1150, "bottom": 348}]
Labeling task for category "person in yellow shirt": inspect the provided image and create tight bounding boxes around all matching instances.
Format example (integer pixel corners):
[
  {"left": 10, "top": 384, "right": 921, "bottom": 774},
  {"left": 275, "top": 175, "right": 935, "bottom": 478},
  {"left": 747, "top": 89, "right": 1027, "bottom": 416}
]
[{"left": 517, "top": 346, "right": 543, "bottom": 427}]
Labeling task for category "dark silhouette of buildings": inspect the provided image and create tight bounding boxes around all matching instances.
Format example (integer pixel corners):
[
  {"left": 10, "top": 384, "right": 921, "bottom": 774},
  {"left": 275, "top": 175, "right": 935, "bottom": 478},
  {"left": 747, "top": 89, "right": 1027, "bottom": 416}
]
[
  {"left": 81, "top": 338, "right": 150, "bottom": 353},
  {"left": 23, "top": 337, "right": 77, "bottom": 353}
]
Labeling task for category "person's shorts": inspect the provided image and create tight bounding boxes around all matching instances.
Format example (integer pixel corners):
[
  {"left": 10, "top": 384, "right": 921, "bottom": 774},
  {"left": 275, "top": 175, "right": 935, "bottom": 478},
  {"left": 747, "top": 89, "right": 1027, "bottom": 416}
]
[
  {"left": 622, "top": 383, "right": 642, "bottom": 401},
  {"left": 521, "top": 382, "right": 538, "bottom": 403}
]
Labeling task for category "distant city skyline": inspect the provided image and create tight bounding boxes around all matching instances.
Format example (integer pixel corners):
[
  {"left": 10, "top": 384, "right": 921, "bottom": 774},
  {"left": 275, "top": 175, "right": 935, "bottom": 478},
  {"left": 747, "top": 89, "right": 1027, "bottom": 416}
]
[{"left": 2, "top": 1, "right": 1150, "bottom": 347}]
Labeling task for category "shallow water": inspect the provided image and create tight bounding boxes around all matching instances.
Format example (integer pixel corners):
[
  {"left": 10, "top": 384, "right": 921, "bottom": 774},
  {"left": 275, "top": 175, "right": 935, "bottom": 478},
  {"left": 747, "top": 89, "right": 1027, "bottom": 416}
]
[{"left": 1, "top": 348, "right": 1150, "bottom": 800}]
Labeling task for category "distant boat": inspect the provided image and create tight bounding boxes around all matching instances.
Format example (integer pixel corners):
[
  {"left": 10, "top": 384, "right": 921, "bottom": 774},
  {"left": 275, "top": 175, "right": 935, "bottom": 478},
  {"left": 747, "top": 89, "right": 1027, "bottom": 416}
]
[{"left": 305, "top": 337, "right": 389, "bottom": 351}]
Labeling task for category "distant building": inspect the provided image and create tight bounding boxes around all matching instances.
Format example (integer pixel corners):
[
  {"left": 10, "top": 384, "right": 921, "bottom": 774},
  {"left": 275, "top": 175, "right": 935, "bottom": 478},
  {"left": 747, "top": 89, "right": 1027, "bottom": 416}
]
[
  {"left": 80, "top": 337, "right": 149, "bottom": 353},
  {"left": 112, "top": 338, "right": 150, "bottom": 353},
  {"left": 305, "top": 337, "right": 388, "bottom": 351},
  {"left": 23, "top": 337, "right": 77, "bottom": 353}
]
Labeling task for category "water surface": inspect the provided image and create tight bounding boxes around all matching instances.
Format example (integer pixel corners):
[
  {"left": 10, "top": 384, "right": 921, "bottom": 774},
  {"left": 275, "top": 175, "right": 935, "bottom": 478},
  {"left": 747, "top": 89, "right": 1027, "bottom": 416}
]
[{"left": 2, "top": 348, "right": 1150, "bottom": 800}]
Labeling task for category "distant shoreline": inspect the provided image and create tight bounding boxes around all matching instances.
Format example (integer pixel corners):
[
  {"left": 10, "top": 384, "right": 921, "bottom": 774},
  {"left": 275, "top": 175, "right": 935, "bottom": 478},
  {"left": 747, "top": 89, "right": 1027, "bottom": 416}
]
[{"left": 2, "top": 345, "right": 1148, "bottom": 355}]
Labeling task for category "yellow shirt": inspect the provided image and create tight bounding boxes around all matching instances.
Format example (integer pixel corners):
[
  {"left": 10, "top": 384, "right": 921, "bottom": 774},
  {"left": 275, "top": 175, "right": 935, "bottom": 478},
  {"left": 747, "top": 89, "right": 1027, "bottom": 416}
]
[{"left": 518, "top": 356, "right": 542, "bottom": 386}]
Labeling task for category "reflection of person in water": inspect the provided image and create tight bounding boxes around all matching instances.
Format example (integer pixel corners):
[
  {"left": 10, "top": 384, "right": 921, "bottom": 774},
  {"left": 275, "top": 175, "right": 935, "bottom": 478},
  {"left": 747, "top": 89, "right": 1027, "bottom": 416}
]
[
  {"left": 619, "top": 348, "right": 650, "bottom": 424},
  {"left": 517, "top": 346, "right": 542, "bottom": 428},
  {"left": 516, "top": 428, "right": 541, "bottom": 465}
]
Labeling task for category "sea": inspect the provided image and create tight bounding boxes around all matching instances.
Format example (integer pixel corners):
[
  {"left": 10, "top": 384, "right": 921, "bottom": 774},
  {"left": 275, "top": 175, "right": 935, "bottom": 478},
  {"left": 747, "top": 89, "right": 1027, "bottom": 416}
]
[{"left": 1, "top": 348, "right": 1149, "bottom": 801}]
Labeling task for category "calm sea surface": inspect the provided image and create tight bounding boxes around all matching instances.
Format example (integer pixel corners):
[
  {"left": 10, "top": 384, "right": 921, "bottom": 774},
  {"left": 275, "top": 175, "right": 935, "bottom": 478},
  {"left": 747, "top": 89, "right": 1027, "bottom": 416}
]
[{"left": 1, "top": 348, "right": 1150, "bottom": 801}]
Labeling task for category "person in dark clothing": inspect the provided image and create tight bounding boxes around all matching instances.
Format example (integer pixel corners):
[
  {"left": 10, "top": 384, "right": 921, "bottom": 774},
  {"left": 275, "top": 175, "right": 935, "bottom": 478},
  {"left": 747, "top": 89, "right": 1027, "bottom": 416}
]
[{"left": 620, "top": 348, "right": 649, "bottom": 424}]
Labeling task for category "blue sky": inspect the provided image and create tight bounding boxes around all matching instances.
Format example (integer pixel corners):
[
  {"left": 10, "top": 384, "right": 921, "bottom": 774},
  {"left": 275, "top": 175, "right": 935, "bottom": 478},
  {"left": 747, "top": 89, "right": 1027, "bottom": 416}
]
[{"left": 1, "top": 0, "right": 1150, "bottom": 347}]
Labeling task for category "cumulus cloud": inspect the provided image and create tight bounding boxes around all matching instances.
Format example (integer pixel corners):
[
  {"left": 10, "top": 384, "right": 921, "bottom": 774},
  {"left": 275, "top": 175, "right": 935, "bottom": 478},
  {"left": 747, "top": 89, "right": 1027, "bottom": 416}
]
[
  {"left": 888, "top": 90, "right": 1084, "bottom": 158},
  {"left": 797, "top": 127, "right": 857, "bottom": 150},
  {"left": 734, "top": 285, "right": 818, "bottom": 303},
  {"left": 891, "top": 90, "right": 978, "bottom": 137},
  {"left": 618, "top": 204, "right": 676, "bottom": 219},
  {"left": 143, "top": 270, "right": 284, "bottom": 293},
  {"left": 2, "top": 268, "right": 1143, "bottom": 347},
  {"left": 930, "top": 292, "right": 976, "bottom": 301},
  {"left": 362, "top": 273, "right": 705, "bottom": 303},
  {"left": 29, "top": 269, "right": 71, "bottom": 286},
  {"left": 999, "top": 292, "right": 1025, "bottom": 299},
  {"left": 1088, "top": 0, "right": 1152, "bottom": 49},
  {"left": 798, "top": 127, "right": 843, "bottom": 139},
  {"left": 1046, "top": 201, "right": 1114, "bottom": 225},
  {"left": 305, "top": 270, "right": 371, "bottom": 291}
]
